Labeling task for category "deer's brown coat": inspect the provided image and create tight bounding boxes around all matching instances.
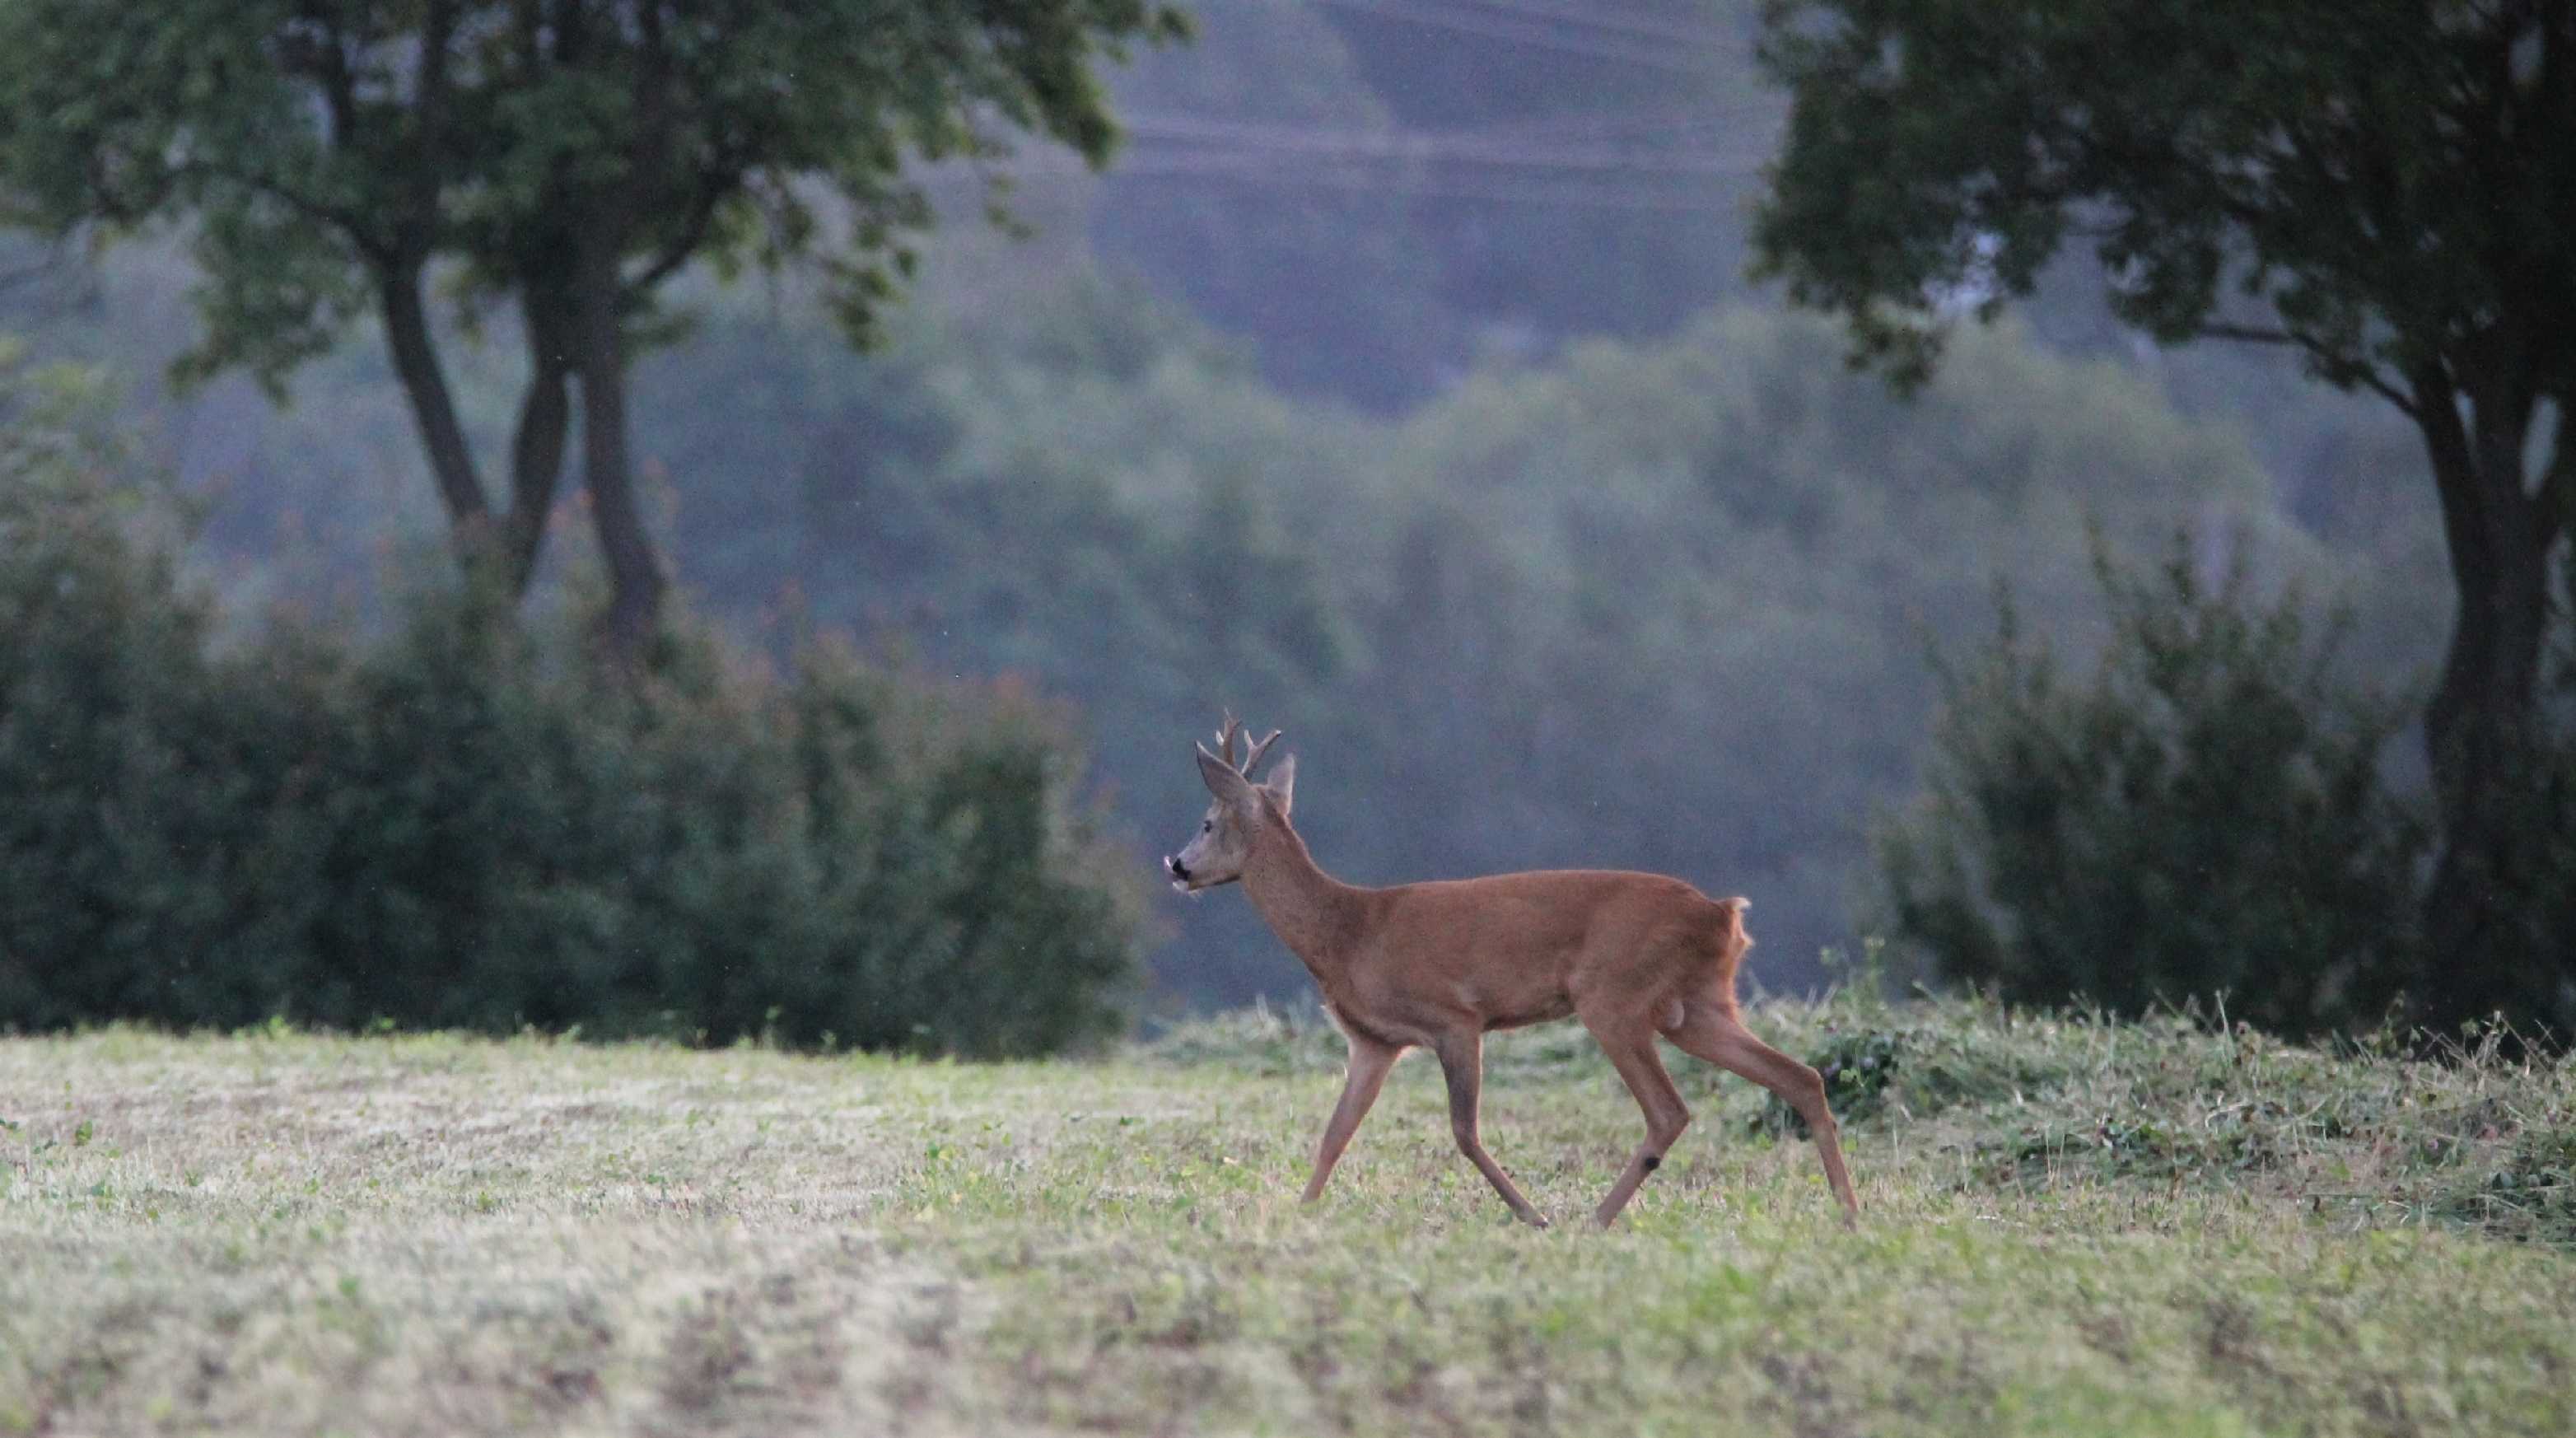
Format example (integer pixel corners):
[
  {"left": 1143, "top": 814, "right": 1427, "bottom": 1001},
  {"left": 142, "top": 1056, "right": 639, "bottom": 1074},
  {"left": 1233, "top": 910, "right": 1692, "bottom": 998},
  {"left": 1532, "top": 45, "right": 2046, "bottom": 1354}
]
[{"left": 1166, "top": 714, "right": 1862, "bottom": 1229}]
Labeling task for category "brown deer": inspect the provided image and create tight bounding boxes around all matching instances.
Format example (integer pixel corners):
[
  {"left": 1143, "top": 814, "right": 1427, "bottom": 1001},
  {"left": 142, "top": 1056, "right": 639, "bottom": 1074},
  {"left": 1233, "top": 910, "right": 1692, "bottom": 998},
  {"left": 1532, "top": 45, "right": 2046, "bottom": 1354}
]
[{"left": 1164, "top": 713, "right": 1860, "bottom": 1230}]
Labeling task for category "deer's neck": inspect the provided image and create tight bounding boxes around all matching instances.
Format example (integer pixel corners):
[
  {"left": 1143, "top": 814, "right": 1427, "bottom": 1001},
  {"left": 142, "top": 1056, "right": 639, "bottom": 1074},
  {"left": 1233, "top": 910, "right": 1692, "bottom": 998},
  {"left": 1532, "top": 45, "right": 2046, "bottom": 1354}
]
[{"left": 1243, "top": 823, "right": 1367, "bottom": 988}]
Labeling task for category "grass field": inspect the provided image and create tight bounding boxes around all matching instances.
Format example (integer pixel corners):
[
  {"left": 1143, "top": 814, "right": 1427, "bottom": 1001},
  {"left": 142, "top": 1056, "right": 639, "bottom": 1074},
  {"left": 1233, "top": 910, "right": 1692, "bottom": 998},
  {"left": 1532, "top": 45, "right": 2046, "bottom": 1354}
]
[{"left": 5, "top": 992, "right": 2573, "bottom": 1436}]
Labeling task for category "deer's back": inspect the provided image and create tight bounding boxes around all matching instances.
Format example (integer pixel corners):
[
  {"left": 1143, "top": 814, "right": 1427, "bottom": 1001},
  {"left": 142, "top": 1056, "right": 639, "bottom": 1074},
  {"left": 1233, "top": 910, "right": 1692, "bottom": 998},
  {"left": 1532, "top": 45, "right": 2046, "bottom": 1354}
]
[{"left": 1352, "top": 869, "right": 1736, "bottom": 1033}]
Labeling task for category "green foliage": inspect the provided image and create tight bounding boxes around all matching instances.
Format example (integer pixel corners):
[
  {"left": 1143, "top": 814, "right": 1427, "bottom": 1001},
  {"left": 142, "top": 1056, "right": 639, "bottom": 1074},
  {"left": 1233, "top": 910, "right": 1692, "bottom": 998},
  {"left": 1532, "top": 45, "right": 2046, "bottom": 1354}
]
[
  {"left": 0, "top": 0, "right": 1189, "bottom": 375},
  {"left": 1309, "top": 311, "right": 2296, "bottom": 990},
  {"left": 7, "top": 245, "right": 2461, "bottom": 1019},
  {"left": 1751, "top": 0, "right": 2574, "bottom": 398},
  {"left": 2455, "top": 1124, "right": 2576, "bottom": 1243},
  {"left": 627, "top": 286, "right": 2361, "bottom": 1006},
  {"left": 0, "top": 0, "right": 1191, "bottom": 650},
  {"left": 0, "top": 364, "right": 1145, "bottom": 1054},
  {"left": 1874, "top": 535, "right": 2426, "bottom": 1037},
  {"left": 1759, "top": 1025, "right": 1905, "bottom": 1130},
  {"left": 0, "top": 349, "right": 236, "bottom": 1025}
]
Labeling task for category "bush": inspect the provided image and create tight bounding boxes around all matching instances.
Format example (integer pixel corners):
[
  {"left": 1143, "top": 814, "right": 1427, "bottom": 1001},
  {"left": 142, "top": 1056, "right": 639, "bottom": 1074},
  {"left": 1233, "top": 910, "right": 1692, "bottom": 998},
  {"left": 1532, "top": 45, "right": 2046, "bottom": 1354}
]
[
  {"left": 0, "top": 357, "right": 1146, "bottom": 1055},
  {"left": 1874, "top": 533, "right": 2427, "bottom": 1039}
]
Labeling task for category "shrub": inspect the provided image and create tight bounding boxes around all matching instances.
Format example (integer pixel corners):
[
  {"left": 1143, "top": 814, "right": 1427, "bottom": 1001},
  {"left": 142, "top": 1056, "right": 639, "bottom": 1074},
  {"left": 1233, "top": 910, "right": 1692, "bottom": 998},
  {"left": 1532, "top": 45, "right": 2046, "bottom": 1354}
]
[
  {"left": 1874, "top": 533, "right": 2427, "bottom": 1039},
  {"left": 0, "top": 352, "right": 233, "bottom": 1026},
  {"left": 0, "top": 356, "right": 1146, "bottom": 1055}
]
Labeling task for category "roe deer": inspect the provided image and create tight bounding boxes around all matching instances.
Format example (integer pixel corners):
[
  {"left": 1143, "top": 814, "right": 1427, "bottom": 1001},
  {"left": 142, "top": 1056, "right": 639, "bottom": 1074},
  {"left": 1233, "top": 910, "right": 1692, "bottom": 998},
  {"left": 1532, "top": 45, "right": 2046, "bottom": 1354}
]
[{"left": 1164, "top": 713, "right": 1861, "bottom": 1230}]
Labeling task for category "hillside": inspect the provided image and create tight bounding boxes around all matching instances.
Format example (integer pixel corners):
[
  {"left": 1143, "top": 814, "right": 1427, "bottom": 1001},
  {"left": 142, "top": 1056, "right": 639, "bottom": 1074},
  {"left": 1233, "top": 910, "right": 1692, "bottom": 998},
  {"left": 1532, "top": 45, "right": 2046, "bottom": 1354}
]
[{"left": 4, "top": 996, "right": 2570, "bottom": 1435}]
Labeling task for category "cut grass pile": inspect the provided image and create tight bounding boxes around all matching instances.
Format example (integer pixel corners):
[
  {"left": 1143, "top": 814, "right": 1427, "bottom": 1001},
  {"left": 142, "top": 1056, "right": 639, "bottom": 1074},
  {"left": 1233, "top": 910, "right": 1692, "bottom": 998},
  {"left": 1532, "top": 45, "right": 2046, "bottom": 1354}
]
[{"left": 3, "top": 992, "right": 2571, "bottom": 1436}]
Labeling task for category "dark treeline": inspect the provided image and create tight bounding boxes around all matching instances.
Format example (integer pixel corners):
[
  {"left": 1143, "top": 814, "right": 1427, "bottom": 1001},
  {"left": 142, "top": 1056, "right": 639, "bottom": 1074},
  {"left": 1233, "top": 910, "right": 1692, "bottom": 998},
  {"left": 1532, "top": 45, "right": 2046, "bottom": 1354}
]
[{"left": 3, "top": 0, "right": 2567, "bottom": 1044}]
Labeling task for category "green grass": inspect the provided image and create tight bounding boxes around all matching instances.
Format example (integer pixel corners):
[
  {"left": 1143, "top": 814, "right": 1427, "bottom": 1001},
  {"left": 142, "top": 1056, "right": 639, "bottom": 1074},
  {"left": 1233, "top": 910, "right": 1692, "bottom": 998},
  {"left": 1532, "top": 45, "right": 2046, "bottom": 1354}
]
[{"left": 3, "top": 993, "right": 2571, "bottom": 1436}]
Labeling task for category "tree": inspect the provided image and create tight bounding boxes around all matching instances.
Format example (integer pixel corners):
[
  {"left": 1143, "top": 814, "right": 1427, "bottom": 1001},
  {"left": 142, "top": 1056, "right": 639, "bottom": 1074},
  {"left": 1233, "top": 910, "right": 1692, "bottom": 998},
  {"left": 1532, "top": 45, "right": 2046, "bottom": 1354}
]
[
  {"left": 0, "top": 0, "right": 1184, "bottom": 657},
  {"left": 1751, "top": 0, "right": 2576, "bottom": 1034}
]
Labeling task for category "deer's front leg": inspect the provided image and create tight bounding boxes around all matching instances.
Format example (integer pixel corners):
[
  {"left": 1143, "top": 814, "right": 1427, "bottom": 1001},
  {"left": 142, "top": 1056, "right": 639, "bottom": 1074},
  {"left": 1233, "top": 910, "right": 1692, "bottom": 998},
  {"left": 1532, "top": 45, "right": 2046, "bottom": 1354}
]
[
  {"left": 1302, "top": 1034, "right": 1402, "bottom": 1203},
  {"left": 1435, "top": 1031, "right": 1549, "bottom": 1228}
]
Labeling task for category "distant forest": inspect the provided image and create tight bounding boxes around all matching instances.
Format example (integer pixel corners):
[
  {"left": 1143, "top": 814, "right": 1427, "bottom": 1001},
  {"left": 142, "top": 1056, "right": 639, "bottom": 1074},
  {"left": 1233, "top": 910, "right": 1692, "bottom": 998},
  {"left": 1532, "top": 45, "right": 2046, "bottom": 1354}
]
[{"left": 0, "top": 0, "right": 2449, "bottom": 1011}]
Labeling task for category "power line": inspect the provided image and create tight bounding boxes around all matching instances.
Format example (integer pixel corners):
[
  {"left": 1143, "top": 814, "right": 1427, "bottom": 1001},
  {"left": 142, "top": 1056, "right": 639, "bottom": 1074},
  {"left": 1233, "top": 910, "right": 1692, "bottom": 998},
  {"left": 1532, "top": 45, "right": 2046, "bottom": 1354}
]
[
  {"left": 922, "top": 85, "right": 1781, "bottom": 214},
  {"left": 1453, "top": 0, "right": 1722, "bottom": 48},
  {"left": 1306, "top": 0, "right": 1720, "bottom": 77},
  {"left": 1107, "top": 155, "right": 1753, "bottom": 212},
  {"left": 1117, "top": 113, "right": 1772, "bottom": 176},
  {"left": 1124, "top": 105, "right": 1776, "bottom": 146},
  {"left": 921, "top": 147, "right": 1758, "bottom": 212},
  {"left": 1438, "top": 100, "right": 1778, "bottom": 143}
]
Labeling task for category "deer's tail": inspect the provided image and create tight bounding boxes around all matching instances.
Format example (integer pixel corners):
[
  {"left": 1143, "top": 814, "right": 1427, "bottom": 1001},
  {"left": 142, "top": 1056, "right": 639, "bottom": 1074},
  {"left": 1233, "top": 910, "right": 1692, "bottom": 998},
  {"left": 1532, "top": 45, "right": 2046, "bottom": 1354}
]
[{"left": 1708, "top": 896, "right": 1752, "bottom": 1005}]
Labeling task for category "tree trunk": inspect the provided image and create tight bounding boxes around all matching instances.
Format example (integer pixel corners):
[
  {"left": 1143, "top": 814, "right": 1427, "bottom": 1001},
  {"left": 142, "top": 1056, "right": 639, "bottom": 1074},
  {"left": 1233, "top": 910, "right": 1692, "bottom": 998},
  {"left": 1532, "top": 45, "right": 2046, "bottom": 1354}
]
[
  {"left": 502, "top": 290, "right": 575, "bottom": 595},
  {"left": 377, "top": 258, "right": 495, "bottom": 560},
  {"left": 2411, "top": 375, "right": 2564, "bottom": 1038},
  {"left": 571, "top": 239, "right": 665, "bottom": 665}
]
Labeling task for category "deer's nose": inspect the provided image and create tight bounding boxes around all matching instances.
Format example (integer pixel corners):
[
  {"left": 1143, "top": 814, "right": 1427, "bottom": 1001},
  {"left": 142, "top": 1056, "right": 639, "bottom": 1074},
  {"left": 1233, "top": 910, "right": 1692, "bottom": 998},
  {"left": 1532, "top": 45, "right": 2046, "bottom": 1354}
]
[{"left": 1164, "top": 855, "right": 1191, "bottom": 881}]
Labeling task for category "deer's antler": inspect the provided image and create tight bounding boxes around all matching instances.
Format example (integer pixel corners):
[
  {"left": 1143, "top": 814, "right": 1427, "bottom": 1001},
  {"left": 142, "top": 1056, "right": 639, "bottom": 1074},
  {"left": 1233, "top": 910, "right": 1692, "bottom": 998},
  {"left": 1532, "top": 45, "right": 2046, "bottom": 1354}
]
[
  {"left": 1243, "top": 727, "right": 1284, "bottom": 777},
  {"left": 1212, "top": 710, "right": 1284, "bottom": 777},
  {"left": 1215, "top": 710, "right": 1244, "bottom": 771}
]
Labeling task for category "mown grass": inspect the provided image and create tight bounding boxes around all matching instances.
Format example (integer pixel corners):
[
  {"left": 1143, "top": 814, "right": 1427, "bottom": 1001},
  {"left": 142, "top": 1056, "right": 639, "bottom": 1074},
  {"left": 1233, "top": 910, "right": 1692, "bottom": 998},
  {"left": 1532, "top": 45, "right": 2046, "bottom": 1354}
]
[{"left": 3, "top": 993, "right": 2571, "bottom": 1436}]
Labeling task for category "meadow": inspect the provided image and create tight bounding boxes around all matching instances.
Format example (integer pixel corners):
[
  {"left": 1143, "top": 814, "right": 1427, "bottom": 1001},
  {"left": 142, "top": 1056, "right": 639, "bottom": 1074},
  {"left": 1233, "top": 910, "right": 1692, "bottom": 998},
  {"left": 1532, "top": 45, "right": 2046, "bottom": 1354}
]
[{"left": 4, "top": 992, "right": 2572, "bottom": 1436}]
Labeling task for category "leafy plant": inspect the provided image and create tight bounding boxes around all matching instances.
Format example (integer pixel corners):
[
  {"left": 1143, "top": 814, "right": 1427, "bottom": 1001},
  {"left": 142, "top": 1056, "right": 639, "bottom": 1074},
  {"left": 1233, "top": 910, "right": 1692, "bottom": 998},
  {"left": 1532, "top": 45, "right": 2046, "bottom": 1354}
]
[{"left": 1875, "top": 533, "right": 2427, "bottom": 1038}]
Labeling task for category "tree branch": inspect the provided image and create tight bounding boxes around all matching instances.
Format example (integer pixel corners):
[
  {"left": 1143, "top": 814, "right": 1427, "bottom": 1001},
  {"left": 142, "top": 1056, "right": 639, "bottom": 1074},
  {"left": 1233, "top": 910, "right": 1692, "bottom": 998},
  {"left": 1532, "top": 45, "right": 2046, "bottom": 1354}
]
[
  {"left": 618, "top": 7, "right": 720, "bottom": 298},
  {"left": 179, "top": 159, "right": 390, "bottom": 264},
  {"left": 625, "top": 175, "right": 732, "bottom": 296},
  {"left": 270, "top": 6, "right": 394, "bottom": 263},
  {"left": 2350, "top": 368, "right": 2420, "bottom": 418},
  {"left": 296, "top": 5, "right": 362, "bottom": 151},
  {"left": 511, "top": 0, "right": 544, "bottom": 69},
  {"left": 411, "top": 0, "right": 457, "bottom": 232},
  {"left": 2538, "top": 417, "right": 2574, "bottom": 545},
  {"left": 2196, "top": 321, "right": 2419, "bottom": 416},
  {"left": 2196, "top": 320, "right": 2304, "bottom": 347}
]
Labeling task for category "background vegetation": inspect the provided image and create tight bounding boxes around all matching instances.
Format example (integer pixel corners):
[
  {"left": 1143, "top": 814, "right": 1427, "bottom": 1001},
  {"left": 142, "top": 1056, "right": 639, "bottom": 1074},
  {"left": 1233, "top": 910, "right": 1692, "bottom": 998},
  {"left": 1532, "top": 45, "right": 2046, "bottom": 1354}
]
[
  {"left": 1876, "top": 539, "right": 2433, "bottom": 1038},
  {"left": 5, "top": 10, "right": 2574, "bottom": 1432},
  {"left": 2, "top": 0, "right": 2566, "bottom": 1039},
  {"left": 2, "top": 348, "right": 1143, "bottom": 1054},
  {"left": 1753, "top": 0, "right": 2576, "bottom": 1036}
]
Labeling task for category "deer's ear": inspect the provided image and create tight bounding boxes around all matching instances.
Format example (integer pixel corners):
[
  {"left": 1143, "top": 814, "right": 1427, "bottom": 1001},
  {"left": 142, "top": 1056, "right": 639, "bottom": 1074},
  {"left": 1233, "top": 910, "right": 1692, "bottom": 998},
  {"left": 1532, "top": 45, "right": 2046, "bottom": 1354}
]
[
  {"left": 1196, "top": 743, "right": 1252, "bottom": 802},
  {"left": 1262, "top": 754, "right": 1295, "bottom": 816}
]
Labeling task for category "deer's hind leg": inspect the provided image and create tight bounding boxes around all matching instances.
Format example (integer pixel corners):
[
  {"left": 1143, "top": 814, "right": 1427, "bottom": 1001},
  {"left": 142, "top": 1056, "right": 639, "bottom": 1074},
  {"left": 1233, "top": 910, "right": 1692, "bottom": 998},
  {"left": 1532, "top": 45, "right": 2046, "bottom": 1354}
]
[{"left": 1663, "top": 1001, "right": 1860, "bottom": 1223}]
